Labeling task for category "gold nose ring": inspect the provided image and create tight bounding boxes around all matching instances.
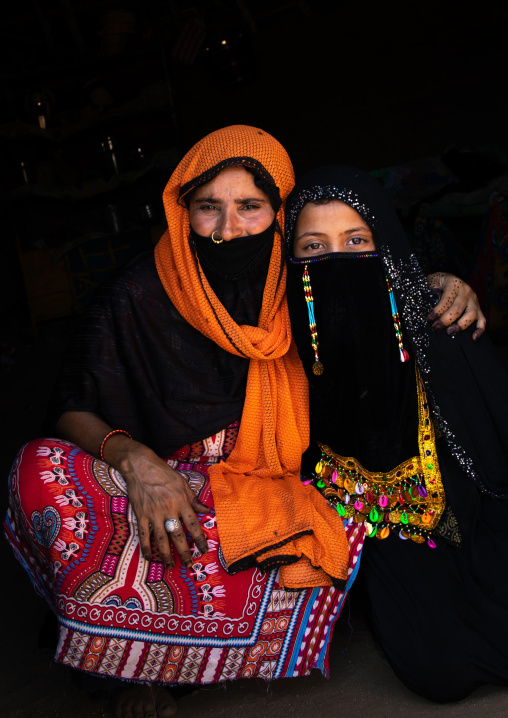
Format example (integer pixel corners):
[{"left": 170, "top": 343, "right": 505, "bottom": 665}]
[{"left": 211, "top": 231, "right": 224, "bottom": 244}]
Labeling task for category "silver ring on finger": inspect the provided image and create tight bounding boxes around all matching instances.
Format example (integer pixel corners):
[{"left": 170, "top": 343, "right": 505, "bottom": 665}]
[{"left": 164, "top": 518, "right": 182, "bottom": 533}]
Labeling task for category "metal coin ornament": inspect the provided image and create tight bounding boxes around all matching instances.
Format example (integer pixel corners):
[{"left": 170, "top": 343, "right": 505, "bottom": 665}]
[{"left": 313, "top": 361, "right": 324, "bottom": 375}]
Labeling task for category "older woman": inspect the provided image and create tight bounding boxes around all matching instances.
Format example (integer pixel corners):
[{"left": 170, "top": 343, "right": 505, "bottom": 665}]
[{"left": 5, "top": 126, "right": 484, "bottom": 718}]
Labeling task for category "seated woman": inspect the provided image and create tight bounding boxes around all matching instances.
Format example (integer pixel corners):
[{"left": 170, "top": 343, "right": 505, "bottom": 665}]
[
  {"left": 285, "top": 165, "right": 508, "bottom": 703},
  {"left": 4, "top": 127, "right": 359, "bottom": 718},
  {"left": 4, "top": 126, "right": 485, "bottom": 718}
]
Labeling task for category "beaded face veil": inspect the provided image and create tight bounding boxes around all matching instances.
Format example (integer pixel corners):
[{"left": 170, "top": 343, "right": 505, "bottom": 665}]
[{"left": 286, "top": 183, "right": 409, "bottom": 375}]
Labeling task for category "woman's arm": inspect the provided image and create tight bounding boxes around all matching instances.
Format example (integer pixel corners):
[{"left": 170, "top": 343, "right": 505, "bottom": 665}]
[
  {"left": 426, "top": 273, "right": 486, "bottom": 341},
  {"left": 56, "top": 411, "right": 209, "bottom": 568}
]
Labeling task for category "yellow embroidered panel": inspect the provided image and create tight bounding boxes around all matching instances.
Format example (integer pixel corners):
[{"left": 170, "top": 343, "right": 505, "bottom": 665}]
[{"left": 311, "top": 367, "right": 446, "bottom": 546}]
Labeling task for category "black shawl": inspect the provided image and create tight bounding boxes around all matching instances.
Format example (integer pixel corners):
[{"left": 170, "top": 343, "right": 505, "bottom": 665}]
[
  {"left": 49, "top": 223, "right": 273, "bottom": 456},
  {"left": 285, "top": 165, "right": 508, "bottom": 501}
]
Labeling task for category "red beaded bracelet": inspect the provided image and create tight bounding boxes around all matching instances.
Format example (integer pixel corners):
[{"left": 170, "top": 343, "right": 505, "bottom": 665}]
[{"left": 99, "top": 429, "right": 133, "bottom": 462}]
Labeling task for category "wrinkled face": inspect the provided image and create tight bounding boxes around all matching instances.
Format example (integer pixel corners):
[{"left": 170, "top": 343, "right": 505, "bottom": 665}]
[
  {"left": 293, "top": 200, "right": 376, "bottom": 258},
  {"left": 188, "top": 165, "right": 275, "bottom": 240}
]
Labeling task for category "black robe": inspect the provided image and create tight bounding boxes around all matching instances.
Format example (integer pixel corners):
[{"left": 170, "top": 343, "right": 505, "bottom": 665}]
[{"left": 285, "top": 165, "right": 508, "bottom": 702}]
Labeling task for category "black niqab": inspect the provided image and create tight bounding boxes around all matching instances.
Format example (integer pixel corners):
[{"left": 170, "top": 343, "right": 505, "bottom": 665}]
[{"left": 287, "top": 251, "right": 418, "bottom": 474}]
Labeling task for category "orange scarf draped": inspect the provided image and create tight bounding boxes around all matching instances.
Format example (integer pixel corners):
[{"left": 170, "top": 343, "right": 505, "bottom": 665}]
[{"left": 155, "top": 125, "right": 348, "bottom": 589}]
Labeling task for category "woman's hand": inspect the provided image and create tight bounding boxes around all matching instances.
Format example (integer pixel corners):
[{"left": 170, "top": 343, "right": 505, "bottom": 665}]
[
  {"left": 426, "top": 273, "right": 486, "bottom": 341},
  {"left": 112, "top": 439, "right": 210, "bottom": 568},
  {"left": 55, "top": 411, "right": 209, "bottom": 568}
]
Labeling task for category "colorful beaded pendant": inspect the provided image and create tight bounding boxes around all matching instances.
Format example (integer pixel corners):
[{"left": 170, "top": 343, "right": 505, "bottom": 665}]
[
  {"left": 302, "top": 264, "right": 324, "bottom": 375},
  {"left": 386, "top": 276, "right": 409, "bottom": 363}
]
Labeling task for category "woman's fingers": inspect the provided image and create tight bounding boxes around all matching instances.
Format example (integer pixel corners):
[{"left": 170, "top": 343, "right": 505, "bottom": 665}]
[
  {"left": 137, "top": 515, "right": 153, "bottom": 562},
  {"left": 183, "top": 498, "right": 209, "bottom": 556},
  {"left": 156, "top": 526, "right": 175, "bottom": 568},
  {"left": 473, "top": 312, "right": 487, "bottom": 341},
  {"left": 165, "top": 519, "right": 193, "bottom": 567},
  {"left": 164, "top": 494, "right": 210, "bottom": 563},
  {"left": 121, "top": 446, "right": 211, "bottom": 568},
  {"left": 191, "top": 494, "right": 211, "bottom": 515},
  {"left": 426, "top": 273, "right": 486, "bottom": 339},
  {"left": 427, "top": 274, "right": 462, "bottom": 327},
  {"left": 444, "top": 303, "right": 487, "bottom": 336}
]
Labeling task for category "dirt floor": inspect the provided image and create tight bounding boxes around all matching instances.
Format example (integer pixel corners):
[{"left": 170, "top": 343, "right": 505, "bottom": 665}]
[{"left": 2, "top": 314, "right": 508, "bottom": 718}]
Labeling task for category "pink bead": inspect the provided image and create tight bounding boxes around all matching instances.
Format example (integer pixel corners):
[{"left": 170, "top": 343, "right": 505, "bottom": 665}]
[
  {"left": 332, "top": 471, "right": 338, "bottom": 484},
  {"left": 354, "top": 500, "right": 363, "bottom": 511},
  {"left": 378, "top": 495, "right": 388, "bottom": 508}
]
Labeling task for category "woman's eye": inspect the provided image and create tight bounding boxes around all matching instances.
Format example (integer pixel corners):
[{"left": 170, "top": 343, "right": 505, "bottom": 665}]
[
  {"left": 241, "top": 203, "right": 260, "bottom": 211},
  {"left": 303, "top": 242, "right": 325, "bottom": 252},
  {"left": 199, "top": 204, "right": 217, "bottom": 211},
  {"left": 348, "top": 236, "right": 366, "bottom": 245}
]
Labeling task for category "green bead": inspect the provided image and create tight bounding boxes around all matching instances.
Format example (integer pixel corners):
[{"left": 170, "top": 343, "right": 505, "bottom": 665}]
[
  {"left": 337, "top": 504, "right": 345, "bottom": 517},
  {"left": 400, "top": 512, "right": 409, "bottom": 525},
  {"left": 369, "top": 507, "right": 379, "bottom": 523},
  {"left": 427, "top": 463, "right": 434, "bottom": 469},
  {"left": 317, "top": 479, "right": 325, "bottom": 488}
]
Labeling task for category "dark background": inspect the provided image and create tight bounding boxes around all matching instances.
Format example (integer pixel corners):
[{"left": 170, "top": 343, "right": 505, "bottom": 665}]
[
  {"left": 0, "top": 3, "right": 508, "bottom": 715},
  {"left": 1, "top": 0, "right": 506, "bottom": 305},
  {"left": 0, "top": 0, "right": 507, "bottom": 470}
]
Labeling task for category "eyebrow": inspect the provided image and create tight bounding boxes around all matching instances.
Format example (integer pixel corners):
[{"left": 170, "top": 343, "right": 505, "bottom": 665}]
[
  {"left": 344, "top": 226, "right": 371, "bottom": 234},
  {"left": 295, "top": 231, "right": 326, "bottom": 240},
  {"left": 192, "top": 195, "right": 269, "bottom": 205}
]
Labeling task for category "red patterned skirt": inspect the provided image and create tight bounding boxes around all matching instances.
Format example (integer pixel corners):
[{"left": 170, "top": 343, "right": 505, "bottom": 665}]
[{"left": 5, "top": 425, "right": 364, "bottom": 685}]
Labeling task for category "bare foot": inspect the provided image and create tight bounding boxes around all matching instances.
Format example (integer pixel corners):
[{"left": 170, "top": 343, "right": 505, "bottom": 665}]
[{"left": 112, "top": 684, "right": 177, "bottom": 718}]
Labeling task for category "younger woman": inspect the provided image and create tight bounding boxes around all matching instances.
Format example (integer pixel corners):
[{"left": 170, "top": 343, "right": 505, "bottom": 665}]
[{"left": 285, "top": 165, "right": 508, "bottom": 703}]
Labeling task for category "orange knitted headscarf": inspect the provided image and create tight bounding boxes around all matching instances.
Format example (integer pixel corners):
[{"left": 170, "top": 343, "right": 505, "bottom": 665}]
[{"left": 155, "top": 125, "right": 348, "bottom": 589}]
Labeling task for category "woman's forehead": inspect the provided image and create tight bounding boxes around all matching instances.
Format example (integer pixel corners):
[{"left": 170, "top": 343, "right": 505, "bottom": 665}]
[
  {"left": 192, "top": 165, "right": 271, "bottom": 202},
  {"left": 296, "top": 199, "right": 369, "bottom": 225}
]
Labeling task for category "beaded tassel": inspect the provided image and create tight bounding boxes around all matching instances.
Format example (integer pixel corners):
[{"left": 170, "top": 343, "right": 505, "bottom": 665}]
[
  {"left": 302, "top": 265, "right": 324, "bottom": 375},
  {"left": 386, "top": 277, "right": 409, "bottom": 362}
]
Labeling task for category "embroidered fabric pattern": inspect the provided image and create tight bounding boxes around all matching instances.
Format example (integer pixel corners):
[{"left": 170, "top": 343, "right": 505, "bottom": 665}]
[
  {"left": 310, "top": 366, "right": 446, "bottom": 548},
  {"left": 289, "top": 251, "right": 379, "bottom": 265},
  {"left": 433, "top": 506, "right": 463, "bottom": 546},
  {"left": 5, "top": 426, "right": 365, "bottom": 684}
]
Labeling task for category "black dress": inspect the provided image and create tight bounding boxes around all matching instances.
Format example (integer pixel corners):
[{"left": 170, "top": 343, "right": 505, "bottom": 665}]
[{"left": 285, "top": 165, "right": 508, "bottom": 702}]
